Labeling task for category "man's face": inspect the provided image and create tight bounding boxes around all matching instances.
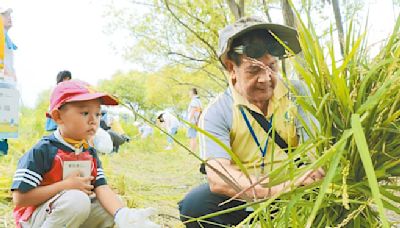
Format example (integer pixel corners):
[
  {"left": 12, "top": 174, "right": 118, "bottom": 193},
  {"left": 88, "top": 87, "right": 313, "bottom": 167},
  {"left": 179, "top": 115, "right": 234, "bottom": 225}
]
[
  {"left": 54, "top": 99, "right": 102, "bottom": 140},
  {"left": 1, "top": 12, "right": 12, "bottom": 30},
  {"left": 231, "top": 54, "right": 278, "bottom": 104}
]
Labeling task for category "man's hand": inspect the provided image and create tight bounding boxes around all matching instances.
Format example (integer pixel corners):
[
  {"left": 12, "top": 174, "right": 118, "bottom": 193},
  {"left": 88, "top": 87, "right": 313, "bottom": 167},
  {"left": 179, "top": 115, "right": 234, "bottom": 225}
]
[
  {"left": 62, "top": 170, "right": 94, "bottom": 195},
  {"left": 298, "top": 168, "right": 325, "bottom": 186},
  {"left": 114, "top": 207, "right": 160, "bottom": 228},
  {"left": 311, "top": 168, "right": 325, "bottom": 180}
]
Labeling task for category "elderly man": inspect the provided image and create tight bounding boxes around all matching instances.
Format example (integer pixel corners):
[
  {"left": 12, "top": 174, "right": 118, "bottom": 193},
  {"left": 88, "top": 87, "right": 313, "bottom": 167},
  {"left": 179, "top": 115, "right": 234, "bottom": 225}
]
[{"left": 178, "top": 16, "right": 324, "bottom": 227}]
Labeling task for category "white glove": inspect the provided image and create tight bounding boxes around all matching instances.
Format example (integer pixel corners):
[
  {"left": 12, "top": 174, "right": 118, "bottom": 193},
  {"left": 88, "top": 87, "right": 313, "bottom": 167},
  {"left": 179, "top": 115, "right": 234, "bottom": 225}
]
[{"left": 114, "top": 207, "right": 161, "bottom": 228}]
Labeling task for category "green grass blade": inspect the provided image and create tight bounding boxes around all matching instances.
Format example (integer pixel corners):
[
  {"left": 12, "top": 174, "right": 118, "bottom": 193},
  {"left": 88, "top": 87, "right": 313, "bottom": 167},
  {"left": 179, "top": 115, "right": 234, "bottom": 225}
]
[{"left": 351, "top": 114, "right": 389, "bottom": 228}]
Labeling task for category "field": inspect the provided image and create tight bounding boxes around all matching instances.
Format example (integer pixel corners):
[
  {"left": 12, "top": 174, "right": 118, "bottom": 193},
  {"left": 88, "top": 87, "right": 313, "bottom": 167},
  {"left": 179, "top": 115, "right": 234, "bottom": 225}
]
[{"left": 0, "top": 128, "right": 203, "bottom": 228}]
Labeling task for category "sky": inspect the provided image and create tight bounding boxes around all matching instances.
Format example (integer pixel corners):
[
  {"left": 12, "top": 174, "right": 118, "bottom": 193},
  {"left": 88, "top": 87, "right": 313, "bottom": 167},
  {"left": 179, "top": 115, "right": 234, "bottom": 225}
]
[
  {"left": 9, "top": 0, "right": 133, "bottom": 107},
  {"left": 4, "top": 0, "right": 399, "bottom": 108}
]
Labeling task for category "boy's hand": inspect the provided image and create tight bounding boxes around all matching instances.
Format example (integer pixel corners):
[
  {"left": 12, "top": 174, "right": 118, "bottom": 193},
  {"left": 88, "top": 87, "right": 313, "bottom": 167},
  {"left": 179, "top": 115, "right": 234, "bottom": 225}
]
[{"left": 63, "top": 170, "right": 94, "bottom": 195}]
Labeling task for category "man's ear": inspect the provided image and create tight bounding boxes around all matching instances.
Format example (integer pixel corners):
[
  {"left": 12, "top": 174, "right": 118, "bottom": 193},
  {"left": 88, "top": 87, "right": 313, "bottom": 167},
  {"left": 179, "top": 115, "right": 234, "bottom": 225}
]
[
  {"left": 224, "top": 59, "right": 238, "bottom": 84},
  {"left": 224, "top": 59, "right": 235, "bottom": 73},
  {"left": 50, "top": 109, "right": 63, "bottom": 124}
]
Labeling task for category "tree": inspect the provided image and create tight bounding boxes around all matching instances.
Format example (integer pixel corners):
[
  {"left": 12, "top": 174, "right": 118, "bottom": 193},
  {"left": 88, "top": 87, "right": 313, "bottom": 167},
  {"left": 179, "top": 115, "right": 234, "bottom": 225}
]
[
  {"left": 281, "top": 0, "right": 295, "bottom": 27},
  {"left": 103, "top": 0, "right": 265, "bottom": 95},
  {"left": 226, "top": 0, "right": 245, "bottom": 20},
  {"left": 331, "top": 0, "right": 345, "bottom": 56},
  {"left": 99, "top": 64, "right": 221, "bottom": 116},
  {"left": 98, "top": 71, "right": 148, "bottom": 115}
]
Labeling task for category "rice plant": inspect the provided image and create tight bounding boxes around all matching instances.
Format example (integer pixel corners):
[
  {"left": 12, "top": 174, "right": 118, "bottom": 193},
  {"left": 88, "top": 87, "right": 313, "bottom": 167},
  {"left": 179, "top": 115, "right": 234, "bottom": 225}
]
[{"left": 283, "top": 9, "right": 400, "bottom": 228}]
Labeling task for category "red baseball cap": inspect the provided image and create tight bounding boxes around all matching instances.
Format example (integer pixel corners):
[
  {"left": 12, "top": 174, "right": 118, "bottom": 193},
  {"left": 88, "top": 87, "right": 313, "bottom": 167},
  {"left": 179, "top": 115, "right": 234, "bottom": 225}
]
[{"left": 49, "top": 80, "right": 119, "bottom": 112}]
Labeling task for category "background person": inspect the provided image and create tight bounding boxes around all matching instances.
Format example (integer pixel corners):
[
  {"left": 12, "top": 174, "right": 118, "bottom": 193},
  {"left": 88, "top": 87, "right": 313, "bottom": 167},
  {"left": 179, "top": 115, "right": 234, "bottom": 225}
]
[
  {"left": 186, "top": 88, "right": 202, "bottom": 152},
  {"left": 1, "top": 7, "right": 17, "bottom": 82},
  {"left": 0, "top": 139, "right": 8, "bottom": 155},
  {"left": 0, "top": 7, "right": 17, "bottom": 156},
  {"left": 134, "top": 121, "right": 154, "bottom": 139},
  {"left": 56, "top": 70, "right": 72, "bottom": 84},
  {"left": 157, "top": 111, "right": 179, "bottom": 150},
  {"left": 98, "top": 109, "right": 130, "bottom": 153}
]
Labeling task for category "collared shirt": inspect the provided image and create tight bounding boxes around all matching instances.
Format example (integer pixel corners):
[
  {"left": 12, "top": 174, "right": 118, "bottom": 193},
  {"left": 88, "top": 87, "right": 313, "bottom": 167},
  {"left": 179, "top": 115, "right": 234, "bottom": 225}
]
[{"left": 199, "top": 79, "right": 303, "bottom": 175}]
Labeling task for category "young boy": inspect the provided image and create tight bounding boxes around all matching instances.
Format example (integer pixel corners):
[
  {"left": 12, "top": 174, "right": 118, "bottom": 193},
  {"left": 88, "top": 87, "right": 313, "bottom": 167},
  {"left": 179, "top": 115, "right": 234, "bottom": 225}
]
[{"left": 11, "top": 80, "right": 159, "bottom": 228}]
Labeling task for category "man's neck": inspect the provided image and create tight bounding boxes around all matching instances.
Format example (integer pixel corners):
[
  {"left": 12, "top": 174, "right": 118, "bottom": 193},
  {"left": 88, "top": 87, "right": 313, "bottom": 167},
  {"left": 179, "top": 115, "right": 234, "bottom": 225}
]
[{"left": 253, "top": 100, "right": 269, "bottom": 116}]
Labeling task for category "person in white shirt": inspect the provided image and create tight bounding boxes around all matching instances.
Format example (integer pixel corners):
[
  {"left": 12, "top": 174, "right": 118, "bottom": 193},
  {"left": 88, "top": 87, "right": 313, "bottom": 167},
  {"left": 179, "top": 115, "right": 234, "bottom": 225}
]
[
  {"left": 157, "top": 111, "right": 179, "bottom": 150},
  {"left": 139, "top": 123, "right": 153, "bottom": 139},
  {"left": 134, "top": 121, "right": 154, "bottom": 139},
  {"left": 186, "top": 88, "right": 202, "bottom": 152}
]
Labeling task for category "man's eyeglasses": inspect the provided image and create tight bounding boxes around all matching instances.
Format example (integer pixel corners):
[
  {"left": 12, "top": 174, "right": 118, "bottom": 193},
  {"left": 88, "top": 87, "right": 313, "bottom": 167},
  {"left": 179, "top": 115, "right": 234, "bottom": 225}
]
[{"left": 232, "top": 39, "right": 287, "bottom": 59}]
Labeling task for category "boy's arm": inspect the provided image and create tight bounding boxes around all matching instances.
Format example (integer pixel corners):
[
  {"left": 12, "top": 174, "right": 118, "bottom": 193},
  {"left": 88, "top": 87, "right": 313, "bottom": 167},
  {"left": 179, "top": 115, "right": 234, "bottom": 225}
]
[
  {"left": 13, "top": 171, "right": 94, "bottom": 207},
  {"left": 91, "top": 149, "right": 159, "bottom": 227},
  {"left": 94, "top": 185, "right": 124, "bottom": 216},
  {"left": 95, "top": 185, "right": 160, "bottom": 227},
  {"left": 91, "top": 150, "right": 123, "bottom": 216}
]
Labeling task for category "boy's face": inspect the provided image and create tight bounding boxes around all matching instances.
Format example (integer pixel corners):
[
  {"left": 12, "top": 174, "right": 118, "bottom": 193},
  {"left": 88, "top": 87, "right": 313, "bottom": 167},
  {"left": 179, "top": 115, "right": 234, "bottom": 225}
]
[{"left": 52, "top": 99, "right": 102, "bottom": 140}]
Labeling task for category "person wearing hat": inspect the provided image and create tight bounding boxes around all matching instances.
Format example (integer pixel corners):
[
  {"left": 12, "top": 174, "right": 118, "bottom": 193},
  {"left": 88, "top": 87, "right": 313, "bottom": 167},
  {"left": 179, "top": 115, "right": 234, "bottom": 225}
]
[
  {"left": 1, "top": 7, "right": 17, "bottom": 81},
  {"left": 178, "top": 16, "right": 324, "bottom": 227},
  {"left": 11, "top": 80, "right": 159, "bottom": 228}
]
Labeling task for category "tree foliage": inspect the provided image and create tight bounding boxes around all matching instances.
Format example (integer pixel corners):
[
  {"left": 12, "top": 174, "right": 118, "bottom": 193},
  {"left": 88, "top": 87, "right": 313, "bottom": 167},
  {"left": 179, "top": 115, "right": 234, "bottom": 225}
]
[
  {"left": 98, "top": 71, "right": 147, "bottom": 111},
  {"left": 99, "top": 64, "right": 222, "bottom": 113}
]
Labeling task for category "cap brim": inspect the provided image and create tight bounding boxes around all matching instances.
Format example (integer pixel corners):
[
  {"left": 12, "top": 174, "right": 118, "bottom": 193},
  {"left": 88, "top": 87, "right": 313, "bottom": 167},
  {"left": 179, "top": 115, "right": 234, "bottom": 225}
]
[
  {"left": 239, "top": 23, "right": 300, "bottom": 54},
  {"left": 221, "top": 23, "right": 301, "bottom": 65},
  {"left": 65, "top": 93, "right": 119, "bottom": 106}
]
